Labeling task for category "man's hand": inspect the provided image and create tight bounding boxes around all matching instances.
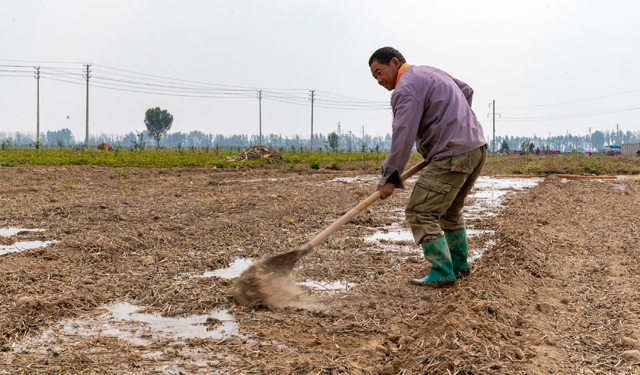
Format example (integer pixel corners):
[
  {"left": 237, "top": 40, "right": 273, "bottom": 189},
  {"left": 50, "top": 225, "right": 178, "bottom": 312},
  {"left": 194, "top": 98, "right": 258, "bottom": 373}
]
[{"left": 377, "top": 182, "right": 395, "bottom": 200}]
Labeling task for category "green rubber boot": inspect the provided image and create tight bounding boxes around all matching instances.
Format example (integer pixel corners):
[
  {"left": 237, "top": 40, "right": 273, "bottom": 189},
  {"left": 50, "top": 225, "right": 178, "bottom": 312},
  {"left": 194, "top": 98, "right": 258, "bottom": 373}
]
[
  {"left": 445, "top": 228, "right": 470, "bottom": 277},
  {"left": 409, "top": 236, "right": 456, "bottom": 286}
]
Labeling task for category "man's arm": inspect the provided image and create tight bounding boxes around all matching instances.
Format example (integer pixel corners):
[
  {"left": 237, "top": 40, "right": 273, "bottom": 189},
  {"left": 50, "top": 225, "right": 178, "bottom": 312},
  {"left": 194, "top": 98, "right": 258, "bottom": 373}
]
[
  {"left": 452, "top": 77, "right": 474, "bottom": 107},
  {"left": 379, "top": 91, "right": 424, "bottom": 191}
]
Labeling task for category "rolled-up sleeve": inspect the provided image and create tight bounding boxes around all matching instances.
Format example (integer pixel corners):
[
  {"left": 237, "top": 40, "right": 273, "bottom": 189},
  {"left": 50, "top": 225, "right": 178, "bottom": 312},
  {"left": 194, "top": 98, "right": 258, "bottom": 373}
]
[
  {"left": 452, "top": 77, "right": 474, "bottom": 107},
  {"left": 379, "top": 91, "right": 424, "bottom": 189}
]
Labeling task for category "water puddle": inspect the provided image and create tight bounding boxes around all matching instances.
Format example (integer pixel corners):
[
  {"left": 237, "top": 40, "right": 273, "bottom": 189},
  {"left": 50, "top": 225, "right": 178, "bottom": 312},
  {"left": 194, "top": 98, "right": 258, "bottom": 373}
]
[
  {"left": 611, "top": 183, "right": 627, "bottom": 191},
  {"left": 0, "top": 227, "right": 57, "bottom": 256},
  {"left": 300, "top": 280, "right": 356, "bottom": 292},
  {"left": 19, "top": 302, "right": 239, "bottom": 350},
  {"left": 366, "top": 227, "right": 495, "bottom": 243},
  {"left": 468, "top": 176, "right": 542, "bottom": 208},
  {"left": 364, "top": 176, "right": 542, "bottom": 261},
  {"left": 322, "top": 174, "right": 415, "bottom": 187},
  {"left": 467, "top": 229, "right": 496, "bottom": 237},
  {"left": 330, "top": 175, "right": 379, "bottom": 183},
  {"left": 366, "top": 224, "right": 414, "bottom": 242},
  {"left": 464, "top": 176, "right": 542, "bottom": 218},
  {"left": 199, "top": 258, "right": 254, "bottom": 278},
  {"left": 0, "top": 240, "right": 57, "bottom": 256},
  {"left": 245, "top": 177, "right": 290, "bottom": 183},
  {"left": 0, "top": 227, "right": 46, "bottom": 236},
  {"left": 469, "top": 239, "right": 496, "bottom": 262}
]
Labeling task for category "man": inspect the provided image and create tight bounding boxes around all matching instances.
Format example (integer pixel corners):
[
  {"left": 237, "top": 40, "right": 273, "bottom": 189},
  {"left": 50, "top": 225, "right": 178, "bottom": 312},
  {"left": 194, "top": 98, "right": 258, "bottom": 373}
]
[{"left": 369, "top": 47, "right": 487, "bottom": 286}]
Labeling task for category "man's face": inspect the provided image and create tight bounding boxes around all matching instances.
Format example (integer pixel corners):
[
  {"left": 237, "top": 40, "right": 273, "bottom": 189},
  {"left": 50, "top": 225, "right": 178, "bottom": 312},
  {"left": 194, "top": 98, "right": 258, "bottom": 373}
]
[{"left": 370, "top": 57, "right": 402, "bottom": 91}]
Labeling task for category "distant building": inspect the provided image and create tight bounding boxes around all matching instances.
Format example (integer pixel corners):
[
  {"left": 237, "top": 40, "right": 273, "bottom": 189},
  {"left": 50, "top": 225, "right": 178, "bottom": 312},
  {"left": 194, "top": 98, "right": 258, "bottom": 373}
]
[{"left": 621, "top": 142, "right": 640, "bottom": 156}]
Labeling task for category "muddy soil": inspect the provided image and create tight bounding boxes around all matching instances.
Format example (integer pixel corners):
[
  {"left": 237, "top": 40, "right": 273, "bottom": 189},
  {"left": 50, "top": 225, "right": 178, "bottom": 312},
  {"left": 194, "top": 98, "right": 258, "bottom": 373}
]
[{"left": 1, "top": 166, "right": 640, "bottom": 374}]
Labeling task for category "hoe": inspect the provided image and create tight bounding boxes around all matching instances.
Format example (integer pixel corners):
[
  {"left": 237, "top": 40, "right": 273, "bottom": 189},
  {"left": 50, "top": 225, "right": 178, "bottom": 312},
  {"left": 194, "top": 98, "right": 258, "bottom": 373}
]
[{"left": 232, "top": 159, "right": 427, "bottom": 306}]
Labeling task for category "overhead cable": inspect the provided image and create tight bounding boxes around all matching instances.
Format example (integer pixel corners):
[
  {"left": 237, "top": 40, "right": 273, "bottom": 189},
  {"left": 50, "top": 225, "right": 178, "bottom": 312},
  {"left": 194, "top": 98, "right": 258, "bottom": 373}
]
[{"left": 499, "top": 88, "right": 640, "bottom": 109}]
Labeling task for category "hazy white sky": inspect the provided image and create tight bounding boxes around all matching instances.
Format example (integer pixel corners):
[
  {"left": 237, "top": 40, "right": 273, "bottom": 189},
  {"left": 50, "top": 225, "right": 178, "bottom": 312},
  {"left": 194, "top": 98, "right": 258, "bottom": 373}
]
[{"left": 1, "top": 0, "right": 639, "bottom": 141}]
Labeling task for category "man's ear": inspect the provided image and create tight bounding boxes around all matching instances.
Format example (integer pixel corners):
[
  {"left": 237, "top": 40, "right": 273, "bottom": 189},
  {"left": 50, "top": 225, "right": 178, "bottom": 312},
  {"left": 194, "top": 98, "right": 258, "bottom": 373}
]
[{"left": 391, "top": 57, "right": 401, "bottom": 68}]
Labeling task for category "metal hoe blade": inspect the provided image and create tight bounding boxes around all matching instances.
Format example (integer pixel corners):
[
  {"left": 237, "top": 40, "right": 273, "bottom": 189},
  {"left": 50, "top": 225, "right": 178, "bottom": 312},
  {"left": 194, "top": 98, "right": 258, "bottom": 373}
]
[{"left": 258, "top": 244, "right": 313, "bottom": 275}]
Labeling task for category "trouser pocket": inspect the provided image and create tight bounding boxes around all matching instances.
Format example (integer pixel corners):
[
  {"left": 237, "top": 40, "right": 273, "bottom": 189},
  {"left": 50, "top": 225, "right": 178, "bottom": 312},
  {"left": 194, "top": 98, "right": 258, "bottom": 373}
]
[
  {"left": 450, "top": 152, "right": 475, "bottom": 174},
  {"left": 407, "top": 176, "right": 452, "bottom": 213}
]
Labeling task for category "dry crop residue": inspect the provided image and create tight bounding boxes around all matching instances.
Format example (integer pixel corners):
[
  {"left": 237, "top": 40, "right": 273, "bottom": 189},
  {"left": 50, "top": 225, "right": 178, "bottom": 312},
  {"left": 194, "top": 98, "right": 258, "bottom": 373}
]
[
  {"left": 1, "top": 165, "right": 640, "bottom": 374},
  {"left": 229, "top": 145, "right": 284, "bottom": 163}
]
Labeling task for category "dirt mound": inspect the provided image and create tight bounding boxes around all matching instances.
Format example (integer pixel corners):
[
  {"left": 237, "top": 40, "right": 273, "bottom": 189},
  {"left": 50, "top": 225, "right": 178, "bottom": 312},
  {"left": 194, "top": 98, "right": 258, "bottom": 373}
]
[{"left": 229, "top": 145, "right": 283, "bottom": 162}]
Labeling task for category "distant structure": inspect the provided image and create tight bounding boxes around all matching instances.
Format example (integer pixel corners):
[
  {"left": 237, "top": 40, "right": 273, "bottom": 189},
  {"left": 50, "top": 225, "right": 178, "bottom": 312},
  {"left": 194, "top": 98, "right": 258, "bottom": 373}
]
[
  {"left": 337, "top": 122, "right": 341, "bottom": 136},
  {"left": 604, "top": 144, "right": 621, "bottom": 156},
  {"left": 621, "top": 142, "right": 640, "bottom": 156}
]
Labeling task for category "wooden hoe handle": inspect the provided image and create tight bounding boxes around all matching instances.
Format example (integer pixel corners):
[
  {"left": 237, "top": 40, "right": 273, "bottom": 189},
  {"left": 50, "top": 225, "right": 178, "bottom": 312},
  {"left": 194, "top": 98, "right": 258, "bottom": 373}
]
[{"left": 306, "top": 160, "right": 427, "bottom": 249}]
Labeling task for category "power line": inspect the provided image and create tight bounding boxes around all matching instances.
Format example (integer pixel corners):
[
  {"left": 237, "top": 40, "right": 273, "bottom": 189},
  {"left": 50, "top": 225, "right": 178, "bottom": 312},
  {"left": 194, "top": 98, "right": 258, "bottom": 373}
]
[
  {"left": 0, "top": 69, "right": 39, "bottom": 73},
  {"left": 499, "top": 104, "right": 640, "bottom": 121},
  {"left": 90, "top": 64, "right": 389, "bottom": 108},
  {"left": 0, "top": 58, "right": 85, "bottom": 64},
  {"left": 498, "top": 88, "right": 640, "bottom": 109},
  {"left": 94, "top": 63, "right": 284, "bottom": 91},
  {"left": 40, "top": 76, "right": 256, "bottom": 99},
  {"left": 91, "top": 74, "right": 256, "bottom": 94},
  {"left": 45, "top": 71, "right": 387, "bottom": 108},
  {"left": 1, "top": 60, "right": 392, "bottom": 110}
]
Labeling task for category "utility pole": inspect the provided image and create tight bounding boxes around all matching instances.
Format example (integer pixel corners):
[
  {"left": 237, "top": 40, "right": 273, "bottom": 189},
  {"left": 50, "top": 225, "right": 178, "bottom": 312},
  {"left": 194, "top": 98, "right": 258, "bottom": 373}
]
[
  {"left": 348, "top": 130, "right": 352, "bottom": 152},
  {"left": 362, "top": 125, "right": 365, "bottom": 149},
  {"left": 34, "top": 66, "right": 40, "bottom": 150},
  {"left": 492, "top": 100, "right": 495, "bottom": 153},
  {"left": 309, "top": 90, "right": 315, "bottom": 152},
  {"left": 487, "top": 101, "right": 500, "bottom": 152},
  {"left": 617, "top": 123, "right": 619, "bottom": 145},
  {"left": 83, "top": 64, "right": 91, "bottom": 150},
  {"left": 589, "top": 127, "right": 592, "bottom": 151},
  {"left": 257, "top": 90, "right": 262, "bottom": 145}
]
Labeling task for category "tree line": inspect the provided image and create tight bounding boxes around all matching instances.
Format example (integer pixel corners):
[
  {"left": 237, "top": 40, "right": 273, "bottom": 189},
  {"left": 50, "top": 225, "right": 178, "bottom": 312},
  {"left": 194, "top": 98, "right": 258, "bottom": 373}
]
[
  {"left": 4, "top": 129, "right": 639, "bottom": 152},
  {"left": 2, "top": 105, "right": 638, "bottom": 152},
  {"left": 494, "top": 129, "right": 639, "bottom": 153}
]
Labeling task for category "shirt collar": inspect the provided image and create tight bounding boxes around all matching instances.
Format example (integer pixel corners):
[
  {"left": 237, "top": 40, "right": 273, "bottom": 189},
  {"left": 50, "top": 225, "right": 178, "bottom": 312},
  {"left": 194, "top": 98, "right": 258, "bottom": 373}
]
[{"left": 395, "top": 63, "right": 411, "bottom": 89}]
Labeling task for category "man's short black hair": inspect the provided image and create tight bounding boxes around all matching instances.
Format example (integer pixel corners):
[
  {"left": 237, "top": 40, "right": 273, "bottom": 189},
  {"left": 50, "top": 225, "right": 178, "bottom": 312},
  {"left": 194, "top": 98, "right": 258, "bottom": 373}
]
[{"left": 368, "top": 47, "right": 406, "bottom": 66}]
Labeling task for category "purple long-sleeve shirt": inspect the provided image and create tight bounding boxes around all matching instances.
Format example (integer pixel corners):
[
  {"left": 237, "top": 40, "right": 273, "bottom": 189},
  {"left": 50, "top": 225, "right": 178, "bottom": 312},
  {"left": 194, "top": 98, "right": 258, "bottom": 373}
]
[{"left": 380, "top": 65, "right": 486, "bottom": 188}]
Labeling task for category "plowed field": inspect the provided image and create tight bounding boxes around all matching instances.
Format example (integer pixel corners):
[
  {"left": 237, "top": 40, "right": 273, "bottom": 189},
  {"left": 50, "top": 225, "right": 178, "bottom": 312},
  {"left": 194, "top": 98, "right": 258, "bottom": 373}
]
[{"left": 1, "top": 165, "right": 640, "bottom": 374}]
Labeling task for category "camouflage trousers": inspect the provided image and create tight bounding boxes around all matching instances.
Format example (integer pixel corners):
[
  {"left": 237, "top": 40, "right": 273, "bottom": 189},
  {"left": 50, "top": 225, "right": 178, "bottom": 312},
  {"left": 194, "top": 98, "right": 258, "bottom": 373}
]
[{"left": 405, "top": 145, "right": 487, "bottom": 244}]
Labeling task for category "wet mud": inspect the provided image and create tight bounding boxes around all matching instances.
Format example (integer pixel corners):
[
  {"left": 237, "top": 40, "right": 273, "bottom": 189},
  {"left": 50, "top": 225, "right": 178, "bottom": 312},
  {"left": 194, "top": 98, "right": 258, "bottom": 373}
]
[{"left": 1, "top": 165, "right": 640, "bottom": 374}]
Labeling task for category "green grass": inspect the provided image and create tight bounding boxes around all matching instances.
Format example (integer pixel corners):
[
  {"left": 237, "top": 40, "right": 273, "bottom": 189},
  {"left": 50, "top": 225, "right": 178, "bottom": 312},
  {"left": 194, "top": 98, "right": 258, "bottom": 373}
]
[
  {"left": 0, "top": 148, "right": 400, "bottom": 170},
  {"left": 9, "top": 149, "right": 634, "bottom": 176},
  {"left": 0, "top": 149, "right": 261, "bottom": 168}
]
